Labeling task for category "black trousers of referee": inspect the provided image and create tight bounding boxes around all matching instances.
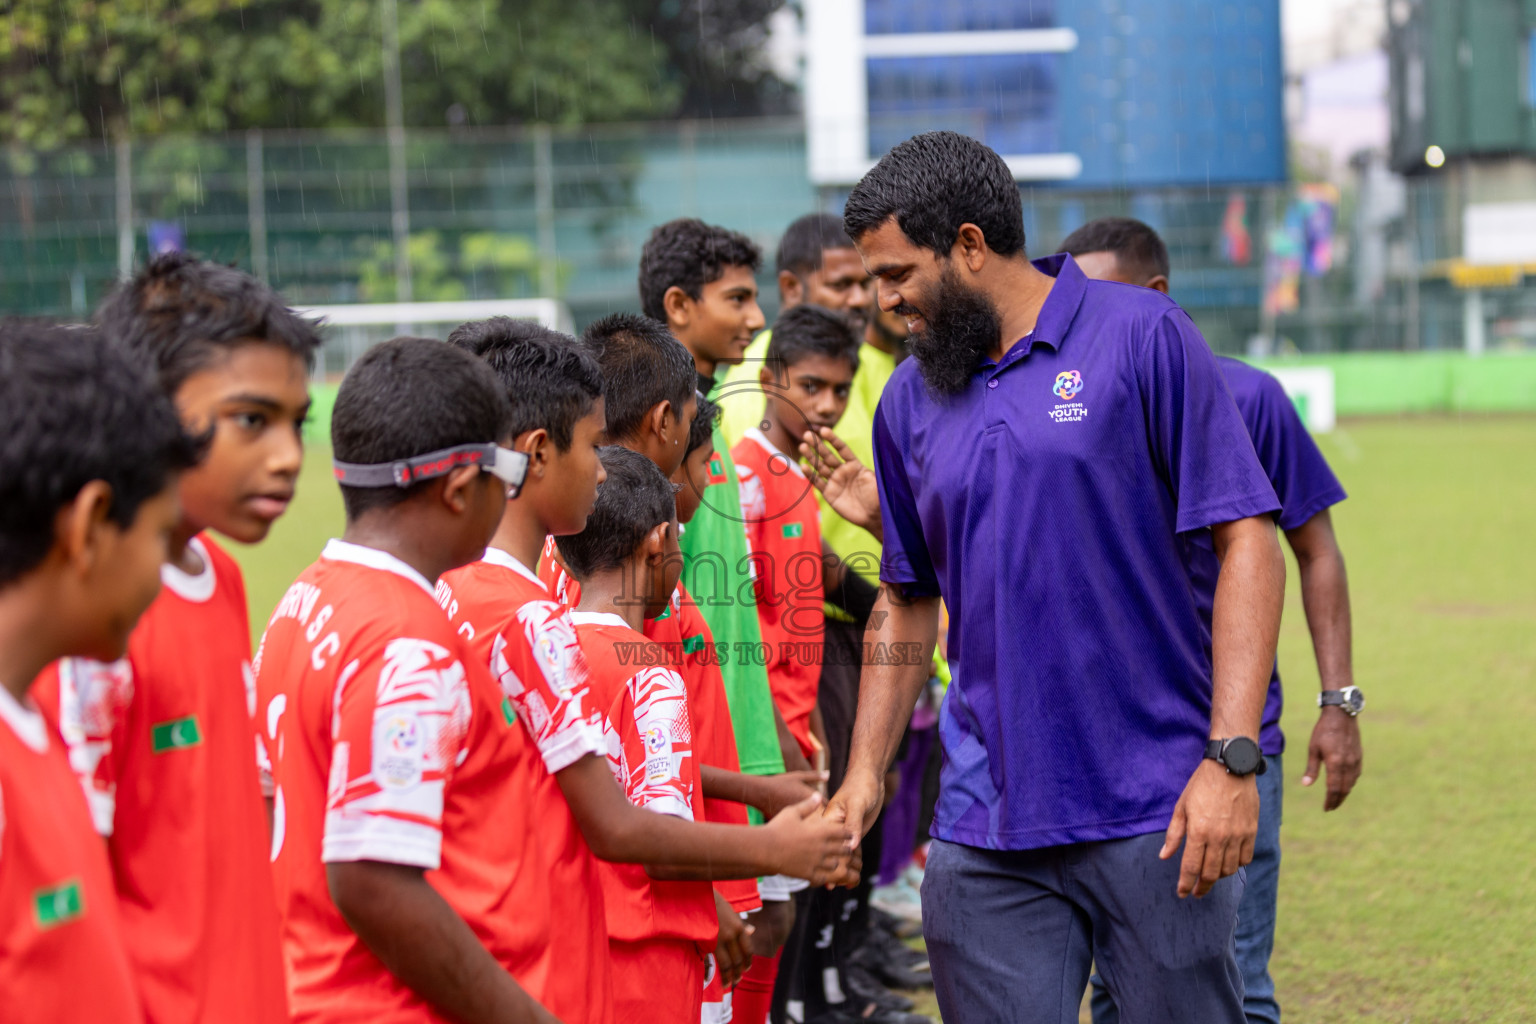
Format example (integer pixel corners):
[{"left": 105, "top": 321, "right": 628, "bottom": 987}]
[{"left": 771, "top": 619, "right": 885, "bottom": 1023}]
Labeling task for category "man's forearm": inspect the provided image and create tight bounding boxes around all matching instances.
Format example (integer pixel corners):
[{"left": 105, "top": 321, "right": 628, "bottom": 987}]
[
  {"left": 1209, "top": 518, "right": 1285, "bottom": 739},
  {"left": 1286, "top": 512, "right": 1353, "bottom": 690},
  {"left": 845, "top": 586, "right": 939, "bottom": 785},
  {"left": 328, "top": 861, "right": 555, "bottom": 1024}
]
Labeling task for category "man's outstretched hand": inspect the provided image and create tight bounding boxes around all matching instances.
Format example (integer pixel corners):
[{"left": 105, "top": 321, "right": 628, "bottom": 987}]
[
  {"left": 824, "top": 768, "right": 884, "bottom": 852},
  {"left": 1160, "top": 760, "right": 1259, "bottom": 898},
  {"left": 800, "top": 427, "right": 882, "bottom": 541}
]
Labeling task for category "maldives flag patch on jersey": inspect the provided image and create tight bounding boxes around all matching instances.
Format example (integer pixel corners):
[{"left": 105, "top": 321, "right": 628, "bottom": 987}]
[
  {"left": 781, "top": 523, "right": 804, "bottom": 539},
  {"left": 150, "top": 714, "right": 202, "bottom": 753},
  {"left": 706, "top": 455, "right": 729, "bottom": 485},
  {"left": 34, "top": 879, "right": 85, "bottom": 928}
]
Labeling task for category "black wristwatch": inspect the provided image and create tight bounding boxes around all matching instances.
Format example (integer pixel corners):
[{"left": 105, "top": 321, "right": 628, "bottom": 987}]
[
  {"left": 1204, "top": 736, "right": 1266, "bottom": 776},
  {"left": 1318, "top": 686, "right": 1365, "bottom": 717}
]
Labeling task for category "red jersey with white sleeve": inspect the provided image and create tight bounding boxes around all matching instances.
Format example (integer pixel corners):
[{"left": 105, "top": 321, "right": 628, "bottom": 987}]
[
  {"left": 733, "top": 429, "right": 824, "bottom": 760},
  {"left": 437, "top": 547, "right": 611, "bottom": 1024},
  {"left": 255, "top": 540, "right": 553, "bottom": 1024},
  {"left": 0, "top": 686, "right": 143, "bottom": 1024},
  {"left": 651, "top": 586, "right": 762, "bottom": 916},
  {"left": 31, "top": 535, "right": 288, "bottom": 1024},
  {"left": 571, "top": 612, "right": 718, "bottom": 946}
]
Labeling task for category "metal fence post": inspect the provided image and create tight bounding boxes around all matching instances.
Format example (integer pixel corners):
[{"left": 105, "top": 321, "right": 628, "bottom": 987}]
[
  {"left": 381, "top": 0, "right": 412, "bottom": 302},
  {"left": 247, "top": 129, "right": 269, "bottom": 281},
  {"left": 1405, "top": 183, "right": 1421, "bottom": 350},
  {"left": 533, "top": 124, "right": 558, "bottom": 297},
  {"left": 115, "top": 135, "right": 133, "bottom": 279}
]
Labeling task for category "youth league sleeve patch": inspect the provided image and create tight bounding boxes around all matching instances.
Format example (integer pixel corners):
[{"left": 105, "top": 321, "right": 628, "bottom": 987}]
[
  {"left": 372, "top": 713, "right": 426, "bottom": 791},
  {"left": 624, "top": 666, "right": 694, "bottom": 819}
]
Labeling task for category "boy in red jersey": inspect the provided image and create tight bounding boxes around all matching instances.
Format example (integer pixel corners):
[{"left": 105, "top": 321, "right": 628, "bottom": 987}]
[
  {"left": 552, "top": 317, "right": 834, "bottom": 972},
  {"left": 256, "top": 337, "right": 557, "bottom": 1024},
  {"left": 733, "top": 305, "right": 860, "bottom": 766},
  {"left": 0, "top": 322, "right": 195, "bottom": 1024},
  {"left": 31, "top": 255, "right": 318, "bottom": 1024},
  {"left": 438, "top": 319, "right": 850, "bottom": 1024},
  {"left": 556, "top": 447, "right": 850, "bottom": 1024}
]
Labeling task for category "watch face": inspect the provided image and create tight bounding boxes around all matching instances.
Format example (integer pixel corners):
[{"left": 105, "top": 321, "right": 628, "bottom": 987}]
[
  {"left": 1344, "top": 688, "right": 1365, "bottom": 715},
  {"left": 1222, "top": 737, "right": 1262, "bottom": 775}
]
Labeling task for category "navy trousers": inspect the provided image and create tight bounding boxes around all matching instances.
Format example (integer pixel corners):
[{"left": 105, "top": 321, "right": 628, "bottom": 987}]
[{"left": 922, "top": 832, "right": 1246, "bottom": 1024}]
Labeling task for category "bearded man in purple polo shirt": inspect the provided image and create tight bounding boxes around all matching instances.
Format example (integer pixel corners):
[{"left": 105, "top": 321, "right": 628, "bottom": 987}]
[
  {"left": 823, "top": 131, "right": 1287, "bottom": 1024},
  {"left": 1064, "top": 217, "right": 1364, "bottom": 1024}
]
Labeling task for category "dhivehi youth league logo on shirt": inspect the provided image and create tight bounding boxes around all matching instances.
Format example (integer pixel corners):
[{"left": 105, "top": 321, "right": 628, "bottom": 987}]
[
  {"left": 1048, "top": 370, "right": 1088, "bottom": 424},
  {"left": 1052, "top": 370, "right": 1083, "bottom": 400},
  {"left": 644, "top": 725, "right": 673, "bottom": 782},
  {"left": 376, "top": 714, "right": 424, "bottom": 790}
]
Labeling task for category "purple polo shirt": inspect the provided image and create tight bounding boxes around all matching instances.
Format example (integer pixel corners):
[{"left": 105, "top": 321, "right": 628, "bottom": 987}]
[
  {"left": 872, "top": 254, "right": 1281, "bottom": 851},
  {"left": 1182, "top": 357, "right": 1348, "bottom": 756}
]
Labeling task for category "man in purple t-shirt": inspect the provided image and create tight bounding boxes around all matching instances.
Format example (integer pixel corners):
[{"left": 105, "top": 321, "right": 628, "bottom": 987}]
[
  {"left": 823, "top": 131, "right": 1287, "bottom": 1024},
  {"left": 1065, "top": 217, "right": 1364, "bottom": 1024}
]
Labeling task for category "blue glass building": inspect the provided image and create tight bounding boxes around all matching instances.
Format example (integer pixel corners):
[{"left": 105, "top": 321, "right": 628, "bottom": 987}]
[{"left": 809, "top": 0, "right": 1286, "bottom": 189}]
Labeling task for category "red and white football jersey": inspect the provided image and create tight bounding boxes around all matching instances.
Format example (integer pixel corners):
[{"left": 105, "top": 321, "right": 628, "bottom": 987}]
[
  {"left": 438, "top": 547, "right": 611, "bottom": 1024},
  {"left": 31, "top": 535, "right": 287, "bottom": 1024},
  {"left": 650, "top": 585, "right": 761, "bottom": 916},
  {"left": 256, "top": 540, "right": 553, "bottom": 1024},
  {"left": 0, "top": 686, "right": 143, "bottom": 1024},
  {"left": 572, "top": 612, "right": 717, "bottom": 946}
]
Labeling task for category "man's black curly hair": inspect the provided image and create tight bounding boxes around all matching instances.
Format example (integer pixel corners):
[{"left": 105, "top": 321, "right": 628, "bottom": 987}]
[{"left": 843, "top": 131, "right": 1025, "bottom": 259}]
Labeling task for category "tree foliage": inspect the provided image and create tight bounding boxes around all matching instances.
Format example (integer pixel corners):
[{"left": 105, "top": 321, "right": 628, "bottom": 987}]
[{"left": 0, "top": 0, "right": 792, "bottom": 147}]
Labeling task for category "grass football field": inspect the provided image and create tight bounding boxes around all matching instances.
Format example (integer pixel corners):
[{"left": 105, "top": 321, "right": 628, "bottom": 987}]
[{"left": 230, "top": 415, "right": 1536, "bottom": 1024}]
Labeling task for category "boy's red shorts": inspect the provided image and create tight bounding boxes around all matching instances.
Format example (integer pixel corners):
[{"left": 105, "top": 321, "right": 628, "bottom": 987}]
[{"left": 609, "top": 937, "right": 707, "bottom": 1024}]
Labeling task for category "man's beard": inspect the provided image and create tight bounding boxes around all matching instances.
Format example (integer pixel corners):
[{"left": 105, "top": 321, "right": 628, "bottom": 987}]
[{"left": 901, "top": 267, "right": 1002, "bottom": 397}]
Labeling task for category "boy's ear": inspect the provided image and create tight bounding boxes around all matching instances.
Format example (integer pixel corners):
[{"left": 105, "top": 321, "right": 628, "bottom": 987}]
[
  {"left": 758, "top": 365, "right": 779, "bottom": 390},
  {"left": 439, "top": 464, "right": 486, "bottom": 514},
  {"left": 645, "top": 401, "right": 673, "bottom": 442},
  {"left": 662, "top": 285, "right": 693, "bottom": 329},
  {"left": 57, "top": 480, "right": 117, "bottom": 575},
  {"left": 1144, "top": 274, "right": 1171, "bottom": 294},
  {"left": 642, "top": 521, "right": 671, "bottom": 564},
  {"left": 516, "top": 427, "right": 553, "bottom": 476},
  {"left": 778, "top": 270, "right": 804, "bottom": 307}
]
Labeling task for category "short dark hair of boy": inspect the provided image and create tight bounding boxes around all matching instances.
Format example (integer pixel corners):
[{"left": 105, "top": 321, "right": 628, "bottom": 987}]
[
  {"left": 765, "top": 305, "right": 861, "bottom": 379},
  {"left": 96, "top": 252, "right": 322, "bottom": 395},
  {"left": 687, "top": 393, "right": 721, "bottom": 458},
  {"left": 555, "top": 446, "right": 677, "bottom": 581},
  {"left": 0, "top": 321, "right": 197, "bottom": 587},
  {"left": 1058, "top": 217, "right": 1171, "bottom": 283},
  {"left": 581, "top": 313, "right": 696, "bottom": 442},
  {"left": 843, "top": 131, "right": 1025, "bottom": 259},
  {"left": 331, "top": 337, "right": 513, "bottom": 520},
  {"left": 637, "top": 218, "right": 762, "bottom": 322},
  {"left": 447, "top": 317, "right": 604, "bottom": 451},
  {"left": 776, "top": 212, "right": 857, "bottom": 278}
]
